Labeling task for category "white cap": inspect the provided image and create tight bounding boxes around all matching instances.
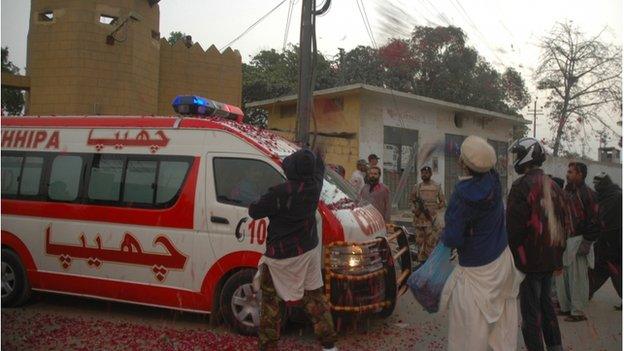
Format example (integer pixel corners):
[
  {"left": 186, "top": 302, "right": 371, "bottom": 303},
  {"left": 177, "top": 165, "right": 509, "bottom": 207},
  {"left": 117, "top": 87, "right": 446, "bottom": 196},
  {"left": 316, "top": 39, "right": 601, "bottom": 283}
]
[{"left": 460, "top": 135, "right": 497, "bottom": 173}]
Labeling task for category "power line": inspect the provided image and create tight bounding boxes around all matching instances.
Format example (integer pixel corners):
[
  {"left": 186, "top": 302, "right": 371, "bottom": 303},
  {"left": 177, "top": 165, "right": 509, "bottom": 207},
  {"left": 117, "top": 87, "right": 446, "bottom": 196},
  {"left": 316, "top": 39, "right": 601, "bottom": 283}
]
[
  {"left": 358, "top": 0, "right": 377, "bottom": 48},
  {"left": 220, "top": 0, "right": 289, "bottom": 51},
  {"left": 356, "top": 0, "right": 376, "bottom": 48},
  {"left": 283, "top": 0, "right": 296, "bottom": 50}
]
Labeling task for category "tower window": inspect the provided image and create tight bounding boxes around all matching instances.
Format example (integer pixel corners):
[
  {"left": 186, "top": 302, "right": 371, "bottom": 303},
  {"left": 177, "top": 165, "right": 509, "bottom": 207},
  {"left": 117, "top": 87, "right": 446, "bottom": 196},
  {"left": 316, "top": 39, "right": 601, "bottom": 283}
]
[
  {"left": 99, "top": 14, "right": 118, "bottom": 25},
  {"left": 38, "top": 10, "right": 54, "bottom": 22}
]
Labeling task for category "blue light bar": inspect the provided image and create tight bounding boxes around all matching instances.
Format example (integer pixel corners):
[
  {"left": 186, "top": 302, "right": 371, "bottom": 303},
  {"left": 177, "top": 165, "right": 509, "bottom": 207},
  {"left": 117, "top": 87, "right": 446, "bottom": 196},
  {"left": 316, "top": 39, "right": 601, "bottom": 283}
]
[
  {"left": 172, "top": 95, "right": 216, "bottom": 115},
  {"left": 171, "top": 95, "right": 245, "bottom": 122}
]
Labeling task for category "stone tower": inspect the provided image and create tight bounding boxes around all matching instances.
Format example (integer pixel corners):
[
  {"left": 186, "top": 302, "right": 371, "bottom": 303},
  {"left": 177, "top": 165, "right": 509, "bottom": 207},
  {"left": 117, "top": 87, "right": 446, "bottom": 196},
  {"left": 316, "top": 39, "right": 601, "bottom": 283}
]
[{"left": 27, "top": 0, "right": 161, "bottom": 115}]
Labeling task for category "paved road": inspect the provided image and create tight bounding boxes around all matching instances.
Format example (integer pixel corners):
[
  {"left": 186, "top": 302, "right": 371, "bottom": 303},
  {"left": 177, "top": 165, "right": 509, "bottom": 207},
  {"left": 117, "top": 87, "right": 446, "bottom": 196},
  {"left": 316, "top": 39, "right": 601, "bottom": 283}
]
[{"left": 1, "top": 283, "right": 621, "bottom": 350}]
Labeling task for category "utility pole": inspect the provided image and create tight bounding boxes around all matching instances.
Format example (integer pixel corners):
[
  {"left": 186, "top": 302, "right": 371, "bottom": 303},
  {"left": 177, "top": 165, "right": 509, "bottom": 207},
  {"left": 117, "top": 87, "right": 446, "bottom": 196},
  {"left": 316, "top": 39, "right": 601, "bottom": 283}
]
[
  {"left": 295, "top": 0, "right": 330, "bottom": 146},
  {"left": 295, "top": 0, "right": 314, "bottom": 146}
]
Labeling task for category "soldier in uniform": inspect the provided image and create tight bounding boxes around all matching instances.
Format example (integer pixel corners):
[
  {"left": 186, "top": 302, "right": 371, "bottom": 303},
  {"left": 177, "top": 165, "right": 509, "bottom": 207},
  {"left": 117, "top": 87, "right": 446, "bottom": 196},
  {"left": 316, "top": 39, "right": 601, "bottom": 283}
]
[{"left": 410, "top": 165, "right": 446, "bottom": 263}]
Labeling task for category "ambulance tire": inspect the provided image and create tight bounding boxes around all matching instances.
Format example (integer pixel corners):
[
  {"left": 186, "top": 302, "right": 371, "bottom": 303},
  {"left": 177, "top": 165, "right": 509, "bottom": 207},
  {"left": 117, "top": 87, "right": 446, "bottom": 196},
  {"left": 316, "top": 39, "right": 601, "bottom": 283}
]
[
  {"left": 220, "top": 268, "right": 287, "bottom": 336},
  {"left": 1, "top": 248, "right": 32, "bottom": 307},
  {"left": 377, "top": 297, "right": 396, "bottom": 318}
]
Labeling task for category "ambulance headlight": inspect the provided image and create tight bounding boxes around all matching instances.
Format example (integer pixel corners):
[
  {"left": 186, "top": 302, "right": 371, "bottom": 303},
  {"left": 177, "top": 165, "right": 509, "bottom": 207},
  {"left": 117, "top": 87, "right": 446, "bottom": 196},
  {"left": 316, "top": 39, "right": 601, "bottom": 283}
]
[{"left": 329, "top": 243, "right": 383, "bottom": 275}]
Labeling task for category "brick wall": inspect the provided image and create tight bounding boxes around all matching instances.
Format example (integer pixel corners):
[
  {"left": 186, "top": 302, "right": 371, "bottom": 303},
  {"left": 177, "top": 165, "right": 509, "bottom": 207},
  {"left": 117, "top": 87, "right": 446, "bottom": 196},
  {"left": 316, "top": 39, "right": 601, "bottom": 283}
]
[
  {"left": 157, "top": 41, "right": 242, "bottom": 115},
  {"left": 267, "top": 93, "right": 362, "bottom": 176},
  {"left": 26, "top": 0, "right": 242, "bottom": 117},
  {"left": 28, "top": 0, "right": 160, "bottom": 115}
]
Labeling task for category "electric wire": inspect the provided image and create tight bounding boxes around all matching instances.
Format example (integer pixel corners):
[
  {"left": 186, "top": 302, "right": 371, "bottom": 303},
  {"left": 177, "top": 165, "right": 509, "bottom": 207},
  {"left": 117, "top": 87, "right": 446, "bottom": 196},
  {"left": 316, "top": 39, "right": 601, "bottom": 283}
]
[
  {"left": 220, "top": 0, "right": 289, "bottom": 51},
  {"left": 356, "top": 0, "right": 376, "bottom": 49},
  {"left": 283, "top": 0, "right": 295, "bottom": 51},
  {"left": 358, "top": 0, "right": 377, "bottom": 48}
]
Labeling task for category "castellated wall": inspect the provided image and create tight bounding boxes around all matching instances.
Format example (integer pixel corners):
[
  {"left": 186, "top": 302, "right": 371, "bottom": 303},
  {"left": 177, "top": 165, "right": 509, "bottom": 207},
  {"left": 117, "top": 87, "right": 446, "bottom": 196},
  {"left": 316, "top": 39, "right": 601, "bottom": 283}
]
[
  {"left": 27, "top": 0, "right": 160, "bottom": 115},
  {"left": 157, "top": 40, "right": 242, "bottom": 115},
  {"left": 25, "top": 0, "right": 242, "bottom": 117}
]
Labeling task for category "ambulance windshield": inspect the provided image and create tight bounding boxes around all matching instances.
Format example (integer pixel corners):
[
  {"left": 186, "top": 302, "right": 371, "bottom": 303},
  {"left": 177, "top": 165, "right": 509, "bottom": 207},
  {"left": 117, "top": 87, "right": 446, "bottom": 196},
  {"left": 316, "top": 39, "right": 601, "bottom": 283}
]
[{"left": 321, "top": 168, "right": 359, "bottom": 211}]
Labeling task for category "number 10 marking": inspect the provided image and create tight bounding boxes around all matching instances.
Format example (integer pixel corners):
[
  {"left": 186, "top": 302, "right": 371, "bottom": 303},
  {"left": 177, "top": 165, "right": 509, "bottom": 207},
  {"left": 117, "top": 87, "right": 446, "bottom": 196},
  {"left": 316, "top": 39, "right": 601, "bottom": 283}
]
[{"left": 248, "top": 219, "right": 267, "bottom": 245}]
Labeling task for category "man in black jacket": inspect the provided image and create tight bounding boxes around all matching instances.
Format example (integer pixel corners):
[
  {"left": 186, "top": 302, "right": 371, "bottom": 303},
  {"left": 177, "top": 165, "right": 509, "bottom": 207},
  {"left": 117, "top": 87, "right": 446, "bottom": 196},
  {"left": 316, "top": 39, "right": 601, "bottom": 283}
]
[
  {"left": 555, "top": 162, "right": 600, "bottom": 322},
  {"left": 589, "top": 173, "right": 622, "bottom": 307},
  {"left": 249, "top": 149, "right": 337, "bottom": 351},
  {"left": 508, "top": 138, "right": 568, "bottom": 351}
]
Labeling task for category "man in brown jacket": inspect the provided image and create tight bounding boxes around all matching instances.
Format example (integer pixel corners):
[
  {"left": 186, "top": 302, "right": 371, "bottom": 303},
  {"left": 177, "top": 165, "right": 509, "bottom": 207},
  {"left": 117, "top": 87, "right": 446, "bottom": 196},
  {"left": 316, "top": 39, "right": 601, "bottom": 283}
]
[
  {"left": 359, "top": 166, "right": 391, "bottom": 222},
  {"left": 410, "top": 166, "right": 445, "bottom": 262}
]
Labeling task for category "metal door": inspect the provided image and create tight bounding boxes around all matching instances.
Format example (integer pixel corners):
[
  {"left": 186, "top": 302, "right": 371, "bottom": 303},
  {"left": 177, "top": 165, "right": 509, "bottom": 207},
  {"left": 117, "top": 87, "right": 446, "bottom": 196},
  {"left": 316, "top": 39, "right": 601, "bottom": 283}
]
[
  {"left": 383, "top": 126, "right": 418, "bottom": 210},
  {"left": 444, "top": 134, "right": 466, "bottom": 198}
]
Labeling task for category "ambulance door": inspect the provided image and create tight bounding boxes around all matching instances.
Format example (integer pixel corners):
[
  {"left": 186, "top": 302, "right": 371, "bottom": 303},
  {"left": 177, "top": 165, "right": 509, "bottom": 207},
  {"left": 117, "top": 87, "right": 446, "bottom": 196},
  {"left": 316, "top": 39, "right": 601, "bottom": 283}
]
[{"left": 202, "top": 154, "right": 285, "bottom": 262}]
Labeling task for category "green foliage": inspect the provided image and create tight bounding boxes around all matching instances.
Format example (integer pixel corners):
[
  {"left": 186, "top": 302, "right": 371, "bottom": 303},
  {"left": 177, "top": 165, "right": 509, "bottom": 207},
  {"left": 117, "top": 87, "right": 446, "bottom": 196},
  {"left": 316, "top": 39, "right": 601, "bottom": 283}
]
[
  {"left": 241, "top": 46, "right": 337, "bottom": 127},
  {"left": 167, "top": 31, "right": 189, "bottom": 45},
  {"left": 1, "top": 47, "right": 25, "bottom": 116}
]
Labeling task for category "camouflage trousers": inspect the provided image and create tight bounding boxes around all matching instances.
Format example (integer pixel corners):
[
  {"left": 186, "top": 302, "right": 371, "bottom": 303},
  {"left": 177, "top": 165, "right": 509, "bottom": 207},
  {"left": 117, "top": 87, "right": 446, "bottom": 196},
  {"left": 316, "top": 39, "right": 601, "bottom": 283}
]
[
  {"left": 259, "top": 264, "right": 337, "bottom": 351},
  {"left": 414, "top": 225, "right": 440, "bottom": 262}
]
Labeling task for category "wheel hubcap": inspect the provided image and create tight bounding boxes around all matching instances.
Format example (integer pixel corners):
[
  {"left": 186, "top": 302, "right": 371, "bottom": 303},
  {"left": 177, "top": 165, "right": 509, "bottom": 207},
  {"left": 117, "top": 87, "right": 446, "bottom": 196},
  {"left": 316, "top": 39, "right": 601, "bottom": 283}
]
[
  {"left": 231, "top": 283, "right": 261, "bottom": 328},
  {"left": 1, "top": 262, "right": 16, "bottom": 298}
]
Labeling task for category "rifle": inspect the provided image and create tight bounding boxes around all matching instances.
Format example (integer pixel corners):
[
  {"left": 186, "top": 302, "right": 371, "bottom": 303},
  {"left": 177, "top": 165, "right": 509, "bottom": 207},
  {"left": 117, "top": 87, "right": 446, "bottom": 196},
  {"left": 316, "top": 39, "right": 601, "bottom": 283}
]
[{"left": 414, "top": 196, "right": 436, "bottom": 226}]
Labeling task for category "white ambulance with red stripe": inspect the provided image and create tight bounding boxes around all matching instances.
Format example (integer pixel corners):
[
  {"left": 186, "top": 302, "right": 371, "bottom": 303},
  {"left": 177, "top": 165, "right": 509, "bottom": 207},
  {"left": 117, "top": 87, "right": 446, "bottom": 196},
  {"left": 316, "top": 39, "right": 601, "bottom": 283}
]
[{"left": 1, "top": 96, "right": 411, "bottom": 334}]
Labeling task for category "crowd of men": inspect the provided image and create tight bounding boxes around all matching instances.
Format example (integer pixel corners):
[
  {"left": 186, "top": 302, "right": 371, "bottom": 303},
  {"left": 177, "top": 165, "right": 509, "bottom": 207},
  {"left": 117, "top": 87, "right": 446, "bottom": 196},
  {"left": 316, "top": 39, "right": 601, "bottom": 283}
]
[{"left": 246, "top": 136, "right": 621, "bottom": 351}]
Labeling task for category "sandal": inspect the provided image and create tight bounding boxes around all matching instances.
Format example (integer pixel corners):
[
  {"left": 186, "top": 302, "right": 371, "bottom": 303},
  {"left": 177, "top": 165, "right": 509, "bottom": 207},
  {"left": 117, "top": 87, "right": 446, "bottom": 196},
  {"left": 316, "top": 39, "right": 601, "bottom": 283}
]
[{"left": 564, "top": 315, "right": 587, "bottom": 322}]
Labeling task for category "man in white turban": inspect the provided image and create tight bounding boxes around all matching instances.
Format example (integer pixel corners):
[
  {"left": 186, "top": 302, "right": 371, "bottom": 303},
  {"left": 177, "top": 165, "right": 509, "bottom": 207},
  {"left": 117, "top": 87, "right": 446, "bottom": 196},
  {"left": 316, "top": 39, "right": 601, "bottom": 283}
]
[{"left": 440, "top": 135, "right": 524, "bottom": 351}]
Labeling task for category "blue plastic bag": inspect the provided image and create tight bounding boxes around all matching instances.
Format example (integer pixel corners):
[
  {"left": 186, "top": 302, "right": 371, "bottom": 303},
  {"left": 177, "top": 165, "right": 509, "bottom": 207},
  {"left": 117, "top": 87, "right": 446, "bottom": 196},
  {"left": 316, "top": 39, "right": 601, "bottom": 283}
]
[{"left": 407, "top": 243, "right": 455, "bottom": 313}]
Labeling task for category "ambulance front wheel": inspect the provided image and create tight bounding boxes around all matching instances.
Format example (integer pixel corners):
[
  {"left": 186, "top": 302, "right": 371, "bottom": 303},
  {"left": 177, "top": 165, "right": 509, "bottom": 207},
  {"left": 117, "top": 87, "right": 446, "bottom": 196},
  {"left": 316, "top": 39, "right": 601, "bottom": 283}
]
[
  {"left": 1, "top": 248, "right": 32, "bottom": 307},
  {"left": 220, "top": 269, "right": 260, "bottom": 335},
  {"left": 220, "top": 268, "right": 288, "bottom": 336}
]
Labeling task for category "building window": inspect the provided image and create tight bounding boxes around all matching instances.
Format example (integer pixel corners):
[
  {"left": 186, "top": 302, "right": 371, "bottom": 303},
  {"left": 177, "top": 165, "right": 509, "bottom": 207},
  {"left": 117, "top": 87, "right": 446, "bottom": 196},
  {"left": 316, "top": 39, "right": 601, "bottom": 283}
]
[
  {"left": 38, "top": 10, "right": 54, "bottom": 22},
  {"left": 99, "top": 14, "right": 118, "bottom": 25},
  {"left": 151, "top": 30, "right": 160, "bottom": 40}
]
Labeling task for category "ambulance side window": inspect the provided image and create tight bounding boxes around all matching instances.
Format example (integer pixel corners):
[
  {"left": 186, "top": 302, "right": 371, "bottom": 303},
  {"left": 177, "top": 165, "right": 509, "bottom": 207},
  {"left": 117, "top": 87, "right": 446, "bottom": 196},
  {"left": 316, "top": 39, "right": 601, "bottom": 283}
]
[
  {"left": 1, "top": 152, "right": 47, "bottom": 199},
  {"left": 20, "top": 156, "right": 45, "bottom": 196},
  {"left": 88, "top": 156, "right": 123, "bottom": 201},
  {"left": 213, "top": 158, "right": 284, "bottom": 207},
  {"left": 157, "top": 161, "right": 189, "bottom": 203},
  {"left": 123, "top": 160, "right": 158, "bottom": 204},
  {"left": 1, "top": 155, "right": 23, "bottom": 195},
  {"left": 49, "top": 155, "right": 83, "bottom": 201}
]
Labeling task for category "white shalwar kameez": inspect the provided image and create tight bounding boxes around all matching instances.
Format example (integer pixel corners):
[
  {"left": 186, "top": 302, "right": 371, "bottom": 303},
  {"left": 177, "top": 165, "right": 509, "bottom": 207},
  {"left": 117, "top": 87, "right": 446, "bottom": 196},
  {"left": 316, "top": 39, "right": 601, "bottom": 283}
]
[{"left": 441, "top": 247, "right": 524, "bottom": 351}]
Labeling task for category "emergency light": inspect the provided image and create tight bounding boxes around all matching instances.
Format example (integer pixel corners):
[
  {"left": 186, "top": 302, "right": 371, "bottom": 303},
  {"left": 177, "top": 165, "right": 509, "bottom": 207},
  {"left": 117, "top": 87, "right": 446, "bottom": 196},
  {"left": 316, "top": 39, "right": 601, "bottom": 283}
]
[{"left": 172, "top": 95, "right": 244, "bottom": 123}]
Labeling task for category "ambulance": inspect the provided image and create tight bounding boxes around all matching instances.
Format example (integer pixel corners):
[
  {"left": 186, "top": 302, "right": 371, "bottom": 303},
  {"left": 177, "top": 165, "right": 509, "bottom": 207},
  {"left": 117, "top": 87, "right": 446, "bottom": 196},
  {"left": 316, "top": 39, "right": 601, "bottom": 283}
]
[{"left": 0, "top": 96, "right": 411, "bottom": 334}]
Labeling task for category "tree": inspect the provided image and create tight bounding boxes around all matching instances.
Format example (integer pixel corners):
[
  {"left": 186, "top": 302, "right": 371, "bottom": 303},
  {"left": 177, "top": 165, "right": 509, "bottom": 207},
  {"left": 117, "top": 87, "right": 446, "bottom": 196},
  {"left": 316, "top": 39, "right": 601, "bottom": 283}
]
[
  {"left": 535, "top": 22, "right": 622, "bottom": 156},
  {"left": 334, "top": 46, "right": 386, "bottom": 87},
  {"left": 242, "top": 46, "right": 337, "bottom": 127},
  {"left": 1, "top": 47, "right": 25, "bottom": 116},
  {"left": 375, "top": 26, "right": 529, "bottom": 116},
  {"left": 167, "top": 31, "right": 190, "bottom": 45}
]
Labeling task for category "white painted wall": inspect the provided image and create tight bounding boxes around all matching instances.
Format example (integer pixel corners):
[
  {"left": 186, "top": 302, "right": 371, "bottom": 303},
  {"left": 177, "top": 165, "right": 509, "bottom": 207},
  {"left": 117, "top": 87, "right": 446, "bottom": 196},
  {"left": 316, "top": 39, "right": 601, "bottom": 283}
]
[{"left": 359, "top": 91, "right": 518, "bottom": 191}]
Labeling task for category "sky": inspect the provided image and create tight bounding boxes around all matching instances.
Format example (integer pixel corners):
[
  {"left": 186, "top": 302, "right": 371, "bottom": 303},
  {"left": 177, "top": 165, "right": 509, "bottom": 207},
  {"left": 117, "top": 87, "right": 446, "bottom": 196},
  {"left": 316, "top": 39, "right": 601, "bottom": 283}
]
[{"left": 1, "top": 0, "right": 622, "bottom": 158}]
